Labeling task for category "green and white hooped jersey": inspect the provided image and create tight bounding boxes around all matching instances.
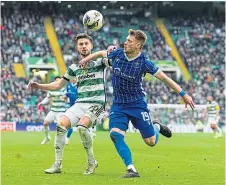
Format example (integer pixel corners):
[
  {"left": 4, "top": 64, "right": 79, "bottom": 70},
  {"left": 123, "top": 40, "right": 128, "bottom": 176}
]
[
  {"left": 47, "top": 89, "right": 66, "bottom": 112},
  {"left": 206, "top": 101, "right": 220, "bottom": 118},
  {"left": 64, "top": 58, "right": 109, "bottom": 105}
]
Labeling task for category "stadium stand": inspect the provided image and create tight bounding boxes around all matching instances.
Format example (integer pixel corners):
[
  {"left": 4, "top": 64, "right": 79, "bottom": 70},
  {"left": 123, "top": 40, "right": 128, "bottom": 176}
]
[{"left": 1, "top": 2, "right": 225, "bottom": 126}]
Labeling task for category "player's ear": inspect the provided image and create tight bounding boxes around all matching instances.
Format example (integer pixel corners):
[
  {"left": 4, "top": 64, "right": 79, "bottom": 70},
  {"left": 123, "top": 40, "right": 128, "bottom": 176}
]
[
  {"left": 76, "top": 44, "right": 79, "bottom": 52},
  {"left": 136, "top": 42, "right": 141, "bottom": 49},
  {"left": 90, "top": 43, "right": 93, "bottom": 50}
]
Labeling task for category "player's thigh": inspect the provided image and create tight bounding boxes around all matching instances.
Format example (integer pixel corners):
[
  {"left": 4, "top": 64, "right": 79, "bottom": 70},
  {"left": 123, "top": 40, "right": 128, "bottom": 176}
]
[
  {"left": 63, "top": 103, "right": 84, "bottom": 127},
  {"left": 109, "top": 111, "right": 129, "bottom": 133},
  {"left": 44, "top": 111, "right": 57, "bottom": 124},
  {"left": 56, "top": 112, "right": 65, "bottom": 122},
  {"left": 208, "top": 118, "right": 218, "bottom": 126},
  {"left": 82, "top": 104, "right": 105, "bottom": 128},
  {"left": 130, "top": 109, "right": 155, "bottom": 139},
  {"left": 58, "top": 116, "right": 72, "bottom": 129}
]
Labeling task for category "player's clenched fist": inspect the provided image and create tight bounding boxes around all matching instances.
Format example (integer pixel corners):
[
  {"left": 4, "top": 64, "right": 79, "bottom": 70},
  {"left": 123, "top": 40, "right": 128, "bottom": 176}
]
[
  {"left": 107, "top": 45, "right": 117, "bottom": 54},
  {"left": 28, "top": 81, "right": 40, "bottom": 89}
]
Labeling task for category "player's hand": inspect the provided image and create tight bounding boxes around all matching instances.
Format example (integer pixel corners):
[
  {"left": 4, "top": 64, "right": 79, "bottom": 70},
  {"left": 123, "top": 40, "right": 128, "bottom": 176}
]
[
  {"left": 79, "top": 58, "right": 89, "bottom": 69},
  {"left": 37, "top": 103, "right": 42, "bottom": 109},
  {"left": 60, "top": 95, "right": 67, "bottom": 101},
  {"left": 183, "top": 94, "right": 195, "bottom": 110},
  {"left": 28, "top": 81, "right": 40, "bottom": 89},
  {"left": 107, "top": 45, "right": 117, "bottom": 54}
]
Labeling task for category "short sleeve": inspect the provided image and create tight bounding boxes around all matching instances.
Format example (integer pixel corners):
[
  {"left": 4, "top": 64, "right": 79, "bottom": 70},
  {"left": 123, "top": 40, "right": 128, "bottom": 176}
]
[
  {"left": 63, "top": 64, "right": 77, "bottom": 80},
  {"left": 101, "top": 57, "right": 112, "bottom": 67},
  {"left": 107, "top": 48, "right": 121, "bottom": 61},
  {"left": 47, "top": 92, "right": 51, "bottom": 98},
  {"left": 143, "top": 59, "right": 161, "bottom": 76}
]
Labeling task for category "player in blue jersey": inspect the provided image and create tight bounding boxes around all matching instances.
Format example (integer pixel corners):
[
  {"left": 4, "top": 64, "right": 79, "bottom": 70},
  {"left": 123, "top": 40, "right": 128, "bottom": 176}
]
[
  {"left": 79, "top": 29, "right": 195, "bottom": 178},
  {"left": 65, "top": 78, "right": 78, "bottom": 145}
]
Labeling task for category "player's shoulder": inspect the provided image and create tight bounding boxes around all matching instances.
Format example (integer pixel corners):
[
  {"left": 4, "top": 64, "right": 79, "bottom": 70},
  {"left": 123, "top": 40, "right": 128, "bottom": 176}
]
[
  {"left": 144, "top": 55, "right": 154, "bottom": 63},
  {"left": 212, "top": 101, "right": 219, "bottom": 105},
  {"left": 109, "top": 48, "right": 124, "bottom": 56},
  {"left": 69, "top": 63, "right": 79, "bottom": 71},
  {"left": 143, "top": 56, "right": 158, "bottom": 67}
]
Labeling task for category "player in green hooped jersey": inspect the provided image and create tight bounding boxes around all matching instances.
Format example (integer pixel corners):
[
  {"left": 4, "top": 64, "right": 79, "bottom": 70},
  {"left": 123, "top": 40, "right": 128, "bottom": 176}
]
[
  {"left": 28, "top": 33, "right": 111, "bottom": 175},
  {"left": 37, "top": 76, "right": 66, "bottom": 145},
  {"left": 203, "top": 95, "right": 222, "bottom": 138}
]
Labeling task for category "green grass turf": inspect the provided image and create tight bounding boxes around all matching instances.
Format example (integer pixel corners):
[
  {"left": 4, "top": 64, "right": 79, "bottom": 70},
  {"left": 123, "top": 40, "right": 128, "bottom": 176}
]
[{"left": 1, "top": 132, "right": 225, "bottom": 185}]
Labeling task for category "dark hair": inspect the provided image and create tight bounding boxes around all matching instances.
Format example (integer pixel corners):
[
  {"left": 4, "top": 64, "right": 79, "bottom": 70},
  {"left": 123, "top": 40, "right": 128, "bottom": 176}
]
[
  {"left": 76, "top": 33, "right": 93, "bottom": 44},
  {"left": 128, "top": 29, "right": 147, "bottom": 49},
  {"left": 54, "top": 76, "right": 61, "bottom": 80}
]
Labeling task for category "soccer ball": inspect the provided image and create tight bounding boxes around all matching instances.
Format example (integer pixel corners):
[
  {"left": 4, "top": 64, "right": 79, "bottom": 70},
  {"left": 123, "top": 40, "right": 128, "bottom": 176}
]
[{"left": 83, "top": 10, "right": 104, "bottom": 31}]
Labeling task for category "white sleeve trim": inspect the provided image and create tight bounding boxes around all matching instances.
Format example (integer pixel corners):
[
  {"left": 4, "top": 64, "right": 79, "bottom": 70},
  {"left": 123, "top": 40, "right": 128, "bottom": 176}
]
[
  {"left": 40, "top": 96, "right": 49, "bottom": 105},
  {"left": 153, "top": 69, "right": 161, "bottom": 76},
  {"left": 102, "top": 58, "right": 112, "bottom": 67},
  {"left": 64, "top": 73, "right": 74, "bottom": 80},
  {"left": 104, "top": 50, "right": 108, "bottom": 58}
]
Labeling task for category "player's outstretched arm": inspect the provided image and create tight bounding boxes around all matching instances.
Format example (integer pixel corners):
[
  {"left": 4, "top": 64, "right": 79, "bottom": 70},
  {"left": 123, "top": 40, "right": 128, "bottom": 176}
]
[
  {"left": 155, "top": 71, "right": 195, "bottom": 110},
  {"left": 79, "top": 50, "right": 107, "bottom": 68},
  {"left": 28, "top": 78, "right": 67, "bottom": 91}
]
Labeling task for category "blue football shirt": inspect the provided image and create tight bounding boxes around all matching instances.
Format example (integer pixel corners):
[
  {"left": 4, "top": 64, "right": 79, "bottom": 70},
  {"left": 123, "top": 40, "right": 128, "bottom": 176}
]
[
  {"left": 66, "top": 82, "right": 78, "bottom": 107},
  {"left": 107, "top": 48, "right": 161, "bottom": 103}
]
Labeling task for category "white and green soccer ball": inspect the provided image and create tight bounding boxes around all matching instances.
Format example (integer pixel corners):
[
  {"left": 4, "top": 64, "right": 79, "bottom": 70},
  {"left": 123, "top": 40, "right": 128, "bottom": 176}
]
[{"left": 83, "top": 10, "right": 104, "bottom": 31}]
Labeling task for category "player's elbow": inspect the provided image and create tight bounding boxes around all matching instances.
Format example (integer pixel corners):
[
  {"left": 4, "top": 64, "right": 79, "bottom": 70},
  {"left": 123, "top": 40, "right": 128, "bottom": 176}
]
[{"left": 53, "top": 83, "right": 63, "bottom": 90}]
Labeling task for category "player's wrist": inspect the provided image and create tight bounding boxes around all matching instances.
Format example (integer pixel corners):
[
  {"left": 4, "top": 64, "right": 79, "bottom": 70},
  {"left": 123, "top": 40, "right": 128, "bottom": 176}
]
[{"left": 179, "top": 90, "right": 186, "bottom": 97}]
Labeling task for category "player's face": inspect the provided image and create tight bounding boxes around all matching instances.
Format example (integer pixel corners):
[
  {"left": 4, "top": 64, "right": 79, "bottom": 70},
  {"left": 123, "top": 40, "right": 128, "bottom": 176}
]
[
  {"left": 207, "top": 96, "right": 213, "bottom": 102},
  {"left": 71, "top": 78, "right": 76, "bottom": 84},
  {"left": 124, "top": 35, "right": 141, "bottom": 54},
  {"left": 76, "top": 38, "right": 93, "bottom": 57}
]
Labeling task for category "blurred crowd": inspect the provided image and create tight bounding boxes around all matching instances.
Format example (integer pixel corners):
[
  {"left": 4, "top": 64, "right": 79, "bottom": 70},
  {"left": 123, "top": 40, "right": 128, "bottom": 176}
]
[{"left": 1, "top": 4, "right": 225, "bottom": 125}]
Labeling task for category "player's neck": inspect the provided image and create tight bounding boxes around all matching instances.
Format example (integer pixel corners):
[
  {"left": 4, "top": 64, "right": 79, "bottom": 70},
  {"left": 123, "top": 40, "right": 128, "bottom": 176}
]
[
  {"left": 80, "top": 53, "right": 90, "bottom": 59},
  {"left": 125, "top": 51, "right": 141, "bottom": 60}
]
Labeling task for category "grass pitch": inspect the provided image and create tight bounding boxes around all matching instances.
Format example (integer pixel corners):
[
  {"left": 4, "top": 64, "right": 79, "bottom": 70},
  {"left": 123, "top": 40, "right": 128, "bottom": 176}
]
[{"left": 1, "top": 132, "right": 225, "bottom": 185}]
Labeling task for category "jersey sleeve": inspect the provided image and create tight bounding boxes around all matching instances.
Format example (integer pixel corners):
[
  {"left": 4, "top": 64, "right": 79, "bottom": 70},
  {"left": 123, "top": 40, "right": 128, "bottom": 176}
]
[
  {"left": 216, "top": 104, "right": 220, "bottom": 111},
  {"left": 63, "top": 64, "right": 77, "bottom": 81},
  {"left": 61, "top": 88, "right": 67, "bottom": 96},
  {"left": 40, "top": 92, "right": 50, "bottom": 105},
  {"left": 106, "top": 48, "right": 122, "bottom": 66},
  {"left": 101, "top": 57, "right": 112, "bottom": 67},
  {"left": 143, "top": 59, "right": 161, "bottom": 76}
]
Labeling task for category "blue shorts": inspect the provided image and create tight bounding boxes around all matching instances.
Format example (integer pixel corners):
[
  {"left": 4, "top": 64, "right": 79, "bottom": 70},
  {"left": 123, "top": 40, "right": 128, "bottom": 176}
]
[{"left": 109, "top": 99, "right": 155, "bottom": 139}]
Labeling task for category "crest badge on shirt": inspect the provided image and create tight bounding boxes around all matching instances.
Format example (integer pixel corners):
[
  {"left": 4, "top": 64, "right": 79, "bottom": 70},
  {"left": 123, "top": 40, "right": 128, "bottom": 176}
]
[
  {"left": 82, "top": 69, "right": 88, "bottom": 74},
  {"left": 133, "top": 61, "right": 140, "bottom": 68},
  {"left": 87, "top": 61, "right": 95, "bottom": 67}
]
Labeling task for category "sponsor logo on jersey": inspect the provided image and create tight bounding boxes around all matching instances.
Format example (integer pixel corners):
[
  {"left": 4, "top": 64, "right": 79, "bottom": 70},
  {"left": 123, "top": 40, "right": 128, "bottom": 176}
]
[
  {"left": 113, "top": 68, "right": 135, "bottom": 81},
  {"left": 78, "top": 73, "right": 95, "bottom": 80}
]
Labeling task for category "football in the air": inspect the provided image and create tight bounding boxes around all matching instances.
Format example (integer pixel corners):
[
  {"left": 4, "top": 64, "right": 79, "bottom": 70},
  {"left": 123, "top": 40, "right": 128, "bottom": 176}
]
[{"left": 83, "top": 10, "right": 104, "bottom": 31}]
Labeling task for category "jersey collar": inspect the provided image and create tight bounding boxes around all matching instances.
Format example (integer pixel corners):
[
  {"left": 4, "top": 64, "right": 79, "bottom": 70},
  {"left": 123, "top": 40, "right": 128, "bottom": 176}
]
[{"left": 124, "top": 52, "right": 141, "bottom": 61}]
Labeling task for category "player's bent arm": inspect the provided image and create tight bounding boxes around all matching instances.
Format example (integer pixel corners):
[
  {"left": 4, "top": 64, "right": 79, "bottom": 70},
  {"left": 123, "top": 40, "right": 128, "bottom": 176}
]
[
  {"left": 216, "top": 105, "right": 220, "bottom": 117},
  {"left": 79, "top": 50, "right": 107, "bottom": 67},
  {"left": 37, "top": 78, "right": 67, "bottom": 91}
]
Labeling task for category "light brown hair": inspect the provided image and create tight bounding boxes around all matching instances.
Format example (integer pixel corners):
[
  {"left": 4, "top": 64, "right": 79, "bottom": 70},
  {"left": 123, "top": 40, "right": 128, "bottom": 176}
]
[{"left": 128, "top": 29, "right": 147, "bottom": 49}]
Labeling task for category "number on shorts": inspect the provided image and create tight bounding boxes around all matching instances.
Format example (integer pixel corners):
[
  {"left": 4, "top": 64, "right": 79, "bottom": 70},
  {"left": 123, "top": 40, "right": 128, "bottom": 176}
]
[{"left": 141, "top": 112, "right": 151, "bottom": 121}]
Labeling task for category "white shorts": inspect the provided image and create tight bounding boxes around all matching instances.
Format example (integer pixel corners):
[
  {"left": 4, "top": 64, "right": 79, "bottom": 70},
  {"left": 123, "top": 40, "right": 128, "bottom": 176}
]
[
  {"left": 207, "top": 117, "right": 220, "bottom": 125},
  {"left": 63, "top": 103, "right": 104, "bottom": 127},
  {"left": 44, "top": 111, "right": 65, "bottom": 123}
]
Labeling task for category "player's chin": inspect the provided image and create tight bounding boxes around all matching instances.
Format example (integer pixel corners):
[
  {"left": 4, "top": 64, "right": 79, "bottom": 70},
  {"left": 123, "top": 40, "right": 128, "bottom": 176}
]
[{"left": 81, "top": 51, "right": 89, "bottom": 56}]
